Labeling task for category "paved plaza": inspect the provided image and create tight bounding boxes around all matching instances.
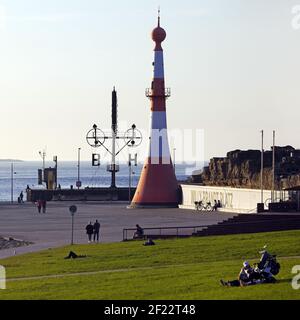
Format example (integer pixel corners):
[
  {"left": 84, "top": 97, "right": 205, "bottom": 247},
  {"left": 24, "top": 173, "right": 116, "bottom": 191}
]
[{"left": 0, "top": 202, "right": 236, "bottom": 258}]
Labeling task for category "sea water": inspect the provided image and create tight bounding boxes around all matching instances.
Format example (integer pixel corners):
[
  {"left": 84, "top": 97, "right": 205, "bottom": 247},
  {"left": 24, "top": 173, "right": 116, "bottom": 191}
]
[{"left": 0, "top": 161, "right": 197, "bottom": 202}]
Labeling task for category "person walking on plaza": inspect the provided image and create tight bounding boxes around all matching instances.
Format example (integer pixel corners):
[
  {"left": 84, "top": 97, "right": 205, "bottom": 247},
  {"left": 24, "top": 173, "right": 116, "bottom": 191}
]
[
  {"left": 86, "top": 222, "right": 94, "bottom": 243},
  {"left": 36, "top": 199, "right": 42, "bottom": 213},
  {"left": 42, "top": 200, "right": 47, "bottom": 213},
  {"left": 93, "top": 220, "right": 101, "bottom": 242},
  {"left": 19, "top": 191, "right": 24, "bottom": 203}
]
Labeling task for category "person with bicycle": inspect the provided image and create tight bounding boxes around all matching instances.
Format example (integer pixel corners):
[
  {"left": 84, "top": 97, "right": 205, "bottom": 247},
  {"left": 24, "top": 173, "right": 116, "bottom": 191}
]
[{"left": 195, "top": 200, "right": 213, "bottom": 212}]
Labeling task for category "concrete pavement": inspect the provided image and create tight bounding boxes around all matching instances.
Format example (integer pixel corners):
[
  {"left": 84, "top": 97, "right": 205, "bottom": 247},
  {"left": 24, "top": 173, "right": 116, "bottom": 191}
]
[{"left": 0, "top": 202, "right": 236, "bottom": 259}]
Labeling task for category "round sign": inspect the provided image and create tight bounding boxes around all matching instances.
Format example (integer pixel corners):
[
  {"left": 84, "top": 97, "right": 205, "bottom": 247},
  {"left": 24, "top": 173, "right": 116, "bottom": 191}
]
[
  {"left": 76, "top": 181, "right": 82, "bottom": 188},
  {"left": 69, "top": 205, "right": 77, "bottom": 215}
]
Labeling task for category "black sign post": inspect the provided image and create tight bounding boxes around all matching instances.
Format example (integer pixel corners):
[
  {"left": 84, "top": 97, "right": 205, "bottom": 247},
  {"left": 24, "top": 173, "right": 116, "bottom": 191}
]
[{"left": 69, "top": 205, "right": 77, "bottom": 245}]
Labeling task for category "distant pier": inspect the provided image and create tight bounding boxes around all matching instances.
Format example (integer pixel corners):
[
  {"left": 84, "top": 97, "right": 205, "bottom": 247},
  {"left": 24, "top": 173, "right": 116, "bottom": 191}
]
[{"left": 26, "top": 187, "right": 137, "bottom": 202}]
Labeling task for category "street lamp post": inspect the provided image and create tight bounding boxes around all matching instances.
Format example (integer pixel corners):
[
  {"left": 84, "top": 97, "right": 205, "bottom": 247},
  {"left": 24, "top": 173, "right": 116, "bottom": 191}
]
[
  {"left": 71, "top": 213, "right": 74, "bottom": 245},
  {"left": 77, "top": 148, "right": 81, "bottom": 189},
  {"left": 260, "top": 130, "right": 264, "bottom": 204},
  {"left": 128, "top": 153, "right": 137, "bottom": 202},
  {"left": 53, "top": 156, "right": 58, "bottom": 189},
  {"left": 11, "top": 163, "right": 13, "bottom": 203},
  {"left": 173, "top": 148, "right": 176, "bottom": 173},
  {"left": 272, "top": 131, "right": 276, "bottom": 203},
  {"left": 128, "top": 161, "right": 132, "bottom": 202},
  {"left": 39, "top": 150, "right": 46, "bottom": 182},
  {"left": 11, "top": 163, "right": 16, "bottom": 204}
]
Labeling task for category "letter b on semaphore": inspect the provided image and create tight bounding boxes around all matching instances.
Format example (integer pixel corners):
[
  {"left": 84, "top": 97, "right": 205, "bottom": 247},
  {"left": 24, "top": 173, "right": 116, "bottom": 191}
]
[{"left": 0, "top": 265, "right": 6, "bottom": 289}]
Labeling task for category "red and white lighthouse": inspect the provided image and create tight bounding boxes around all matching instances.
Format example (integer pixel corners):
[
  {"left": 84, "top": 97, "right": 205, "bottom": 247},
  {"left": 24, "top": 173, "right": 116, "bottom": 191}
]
[{"left": 130, "top": 13, "right": 179, "bottom": 208}]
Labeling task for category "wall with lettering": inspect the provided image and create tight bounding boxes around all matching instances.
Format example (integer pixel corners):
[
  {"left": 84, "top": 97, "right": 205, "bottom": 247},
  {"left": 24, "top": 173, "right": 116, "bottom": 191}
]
[{"left": 179, "top": 184, "right": 278, "bottom": 213}]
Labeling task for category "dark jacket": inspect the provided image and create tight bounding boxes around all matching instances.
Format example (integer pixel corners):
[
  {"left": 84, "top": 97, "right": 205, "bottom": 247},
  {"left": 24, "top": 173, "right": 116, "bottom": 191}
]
[
  {"left": 86, "top": 224, "right": 94, "bottom": 235},
  {"left": 94, "top": 222, "right": 100, "bottom": 232},
  {"left": 136, "top": 226, "right": 144, "bottom": 236}
]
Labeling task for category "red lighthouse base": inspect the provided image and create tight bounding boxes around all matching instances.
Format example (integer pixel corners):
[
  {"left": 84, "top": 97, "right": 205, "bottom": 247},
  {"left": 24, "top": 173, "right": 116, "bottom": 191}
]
[{"left": 130, "top": 159, "right": 179, "bottom": 208}]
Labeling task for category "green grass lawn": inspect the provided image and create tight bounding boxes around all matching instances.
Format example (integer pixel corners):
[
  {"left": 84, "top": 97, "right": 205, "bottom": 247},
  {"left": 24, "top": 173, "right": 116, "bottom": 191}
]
[{"left": 0, "top": 230, "right": 300, "bottom": 299}]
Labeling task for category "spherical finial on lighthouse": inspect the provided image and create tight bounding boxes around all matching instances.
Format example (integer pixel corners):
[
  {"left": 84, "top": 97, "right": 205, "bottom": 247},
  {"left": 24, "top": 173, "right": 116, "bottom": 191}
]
[{"left": 151, "top": 9, "right": 166, "bottom": 50}]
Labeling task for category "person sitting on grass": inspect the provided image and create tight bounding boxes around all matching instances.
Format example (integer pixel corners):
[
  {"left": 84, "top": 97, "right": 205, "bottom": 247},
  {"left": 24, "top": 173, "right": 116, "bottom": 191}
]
[
  {"left": 133, "top": 224, "right": 144, "bottom": 239},
  {"left": 220, "top": 261, "right": 260, "bottom": 287}
]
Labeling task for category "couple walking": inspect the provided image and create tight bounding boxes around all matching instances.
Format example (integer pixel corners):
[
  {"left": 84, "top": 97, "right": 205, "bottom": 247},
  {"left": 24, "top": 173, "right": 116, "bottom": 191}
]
[
  {"left": 36, "top": 199, "right": 47, "bottom": 213},
  {"left": 86, "top": 220, "right": 100, "bottom": 243}
]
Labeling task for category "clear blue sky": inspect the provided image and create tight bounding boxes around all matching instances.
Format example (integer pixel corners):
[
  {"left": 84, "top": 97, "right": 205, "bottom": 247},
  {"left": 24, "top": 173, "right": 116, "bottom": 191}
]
[{"left": 0, "top": 0, "right": 299, "bottom": 162}]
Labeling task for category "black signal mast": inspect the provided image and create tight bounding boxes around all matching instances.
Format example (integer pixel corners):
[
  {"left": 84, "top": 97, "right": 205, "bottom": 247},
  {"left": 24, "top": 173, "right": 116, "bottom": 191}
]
[{"left": 86, "top": 88, "right": 142, "bottom": 188}]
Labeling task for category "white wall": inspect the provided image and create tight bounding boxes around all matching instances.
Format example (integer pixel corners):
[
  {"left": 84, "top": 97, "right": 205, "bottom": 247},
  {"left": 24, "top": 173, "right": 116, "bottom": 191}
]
[{"left": 179, "top": 184, "right": 286, "bottom": 213}]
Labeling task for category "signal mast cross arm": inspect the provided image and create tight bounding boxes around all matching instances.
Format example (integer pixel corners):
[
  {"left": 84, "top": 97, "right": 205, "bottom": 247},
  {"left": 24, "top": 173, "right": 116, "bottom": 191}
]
[{"left": 86, "top": 123, "right": 142, "bottom": 152}]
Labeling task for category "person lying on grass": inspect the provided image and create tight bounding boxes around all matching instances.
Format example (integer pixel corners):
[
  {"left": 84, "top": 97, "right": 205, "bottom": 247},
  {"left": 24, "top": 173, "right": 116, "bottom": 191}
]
[{"left": 64, "top": 251, "right": 87, "bottom": 259}]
